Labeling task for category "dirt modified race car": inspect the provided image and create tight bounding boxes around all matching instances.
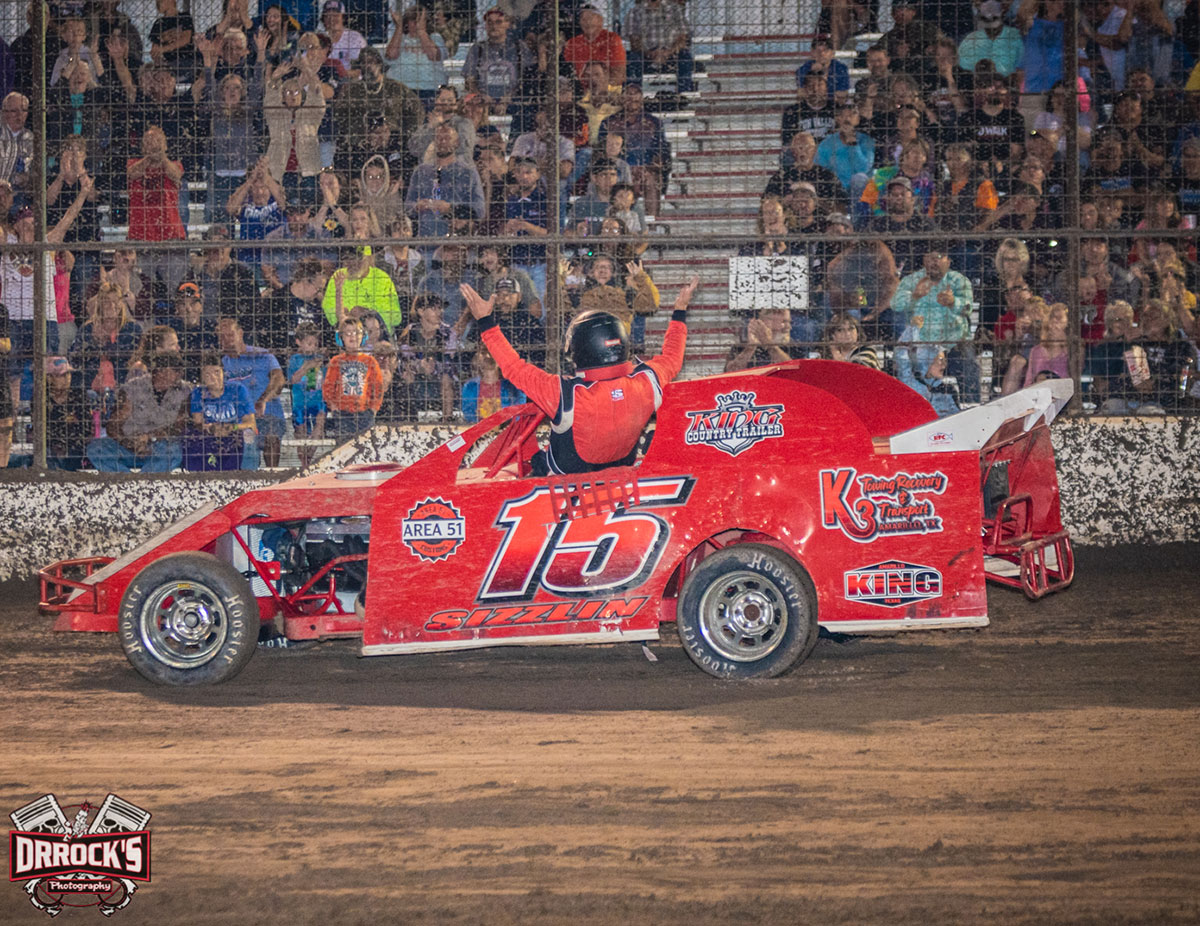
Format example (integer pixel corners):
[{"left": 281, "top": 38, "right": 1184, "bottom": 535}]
[{"left": 41, "top": 360, "right": 1075, "bottom": 685}]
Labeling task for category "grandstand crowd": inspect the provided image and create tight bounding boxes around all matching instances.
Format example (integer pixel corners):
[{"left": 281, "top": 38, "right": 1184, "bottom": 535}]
[{"left": 0, "top": 0, "right": 1198, "bottom": 471}]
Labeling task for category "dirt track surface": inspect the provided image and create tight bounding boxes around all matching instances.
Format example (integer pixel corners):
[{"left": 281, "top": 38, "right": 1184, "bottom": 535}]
[{"left": 2, "top": 545, "right": 1199, "bottom": 925}]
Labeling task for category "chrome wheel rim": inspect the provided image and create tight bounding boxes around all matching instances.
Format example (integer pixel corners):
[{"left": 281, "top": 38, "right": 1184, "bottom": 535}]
[
  {"left": 698, "top": 570, "right": 788, "bottom": 662},
  {"left": 140, "top": 581, "right": 229, "bottom": 669}
]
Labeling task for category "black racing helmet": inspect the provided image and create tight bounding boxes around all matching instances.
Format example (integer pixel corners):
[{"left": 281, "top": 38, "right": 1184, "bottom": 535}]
[{"left": 566, "top": 311, "right": 630, "bottom": 371}]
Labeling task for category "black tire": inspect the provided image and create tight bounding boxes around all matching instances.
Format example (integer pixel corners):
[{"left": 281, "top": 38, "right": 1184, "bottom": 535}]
[
  {"left": 676, "top": 543, "right": 818, "bottom": 679},
  {"left": 118, "top": 552, "right": 260, "bottom": 686}
]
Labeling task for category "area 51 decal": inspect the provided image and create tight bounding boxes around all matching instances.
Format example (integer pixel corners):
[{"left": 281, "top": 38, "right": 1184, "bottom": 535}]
[{"left": 820, "top": 468, "right": 947, "bottom": 542}]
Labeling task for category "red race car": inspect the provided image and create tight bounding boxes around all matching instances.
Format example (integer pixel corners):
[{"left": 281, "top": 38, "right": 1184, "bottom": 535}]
[{"left": 40, "top": 360, "right": 1075, "bottom": 685}]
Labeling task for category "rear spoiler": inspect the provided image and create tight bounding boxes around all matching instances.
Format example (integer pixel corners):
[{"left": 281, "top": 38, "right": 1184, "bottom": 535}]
[{"left": 885, "top": 380, "right": 1073, "bottom": 455}]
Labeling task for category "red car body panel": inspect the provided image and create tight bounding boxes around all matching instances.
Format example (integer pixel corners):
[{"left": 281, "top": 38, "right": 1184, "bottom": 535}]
[{"left": 40, "top": 361, "right": 1074, "bottom": 654}]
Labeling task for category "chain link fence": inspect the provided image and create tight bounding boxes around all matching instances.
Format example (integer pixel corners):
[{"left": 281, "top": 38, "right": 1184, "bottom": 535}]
[{"left": 2, "top": 0, "right": 1198, "bottom": 471}]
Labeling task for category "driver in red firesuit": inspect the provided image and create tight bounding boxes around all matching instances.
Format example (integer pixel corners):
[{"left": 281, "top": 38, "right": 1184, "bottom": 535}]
[{"left": 459, "top": 275, "right": 699, "bottom": 475}]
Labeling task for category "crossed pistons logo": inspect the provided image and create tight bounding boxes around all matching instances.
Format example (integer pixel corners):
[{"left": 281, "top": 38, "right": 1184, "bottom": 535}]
[{"left": 8, "top": 793, "right": 151, "bottom": 917}]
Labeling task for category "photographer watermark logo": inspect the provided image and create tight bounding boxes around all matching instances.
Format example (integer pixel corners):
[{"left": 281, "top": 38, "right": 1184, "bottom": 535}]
[{"left": 8, "top": 793, "right": 151, "bottom": 917}]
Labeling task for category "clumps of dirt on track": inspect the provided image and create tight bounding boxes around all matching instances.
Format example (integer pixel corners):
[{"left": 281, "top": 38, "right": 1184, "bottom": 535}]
[{"left": 1, "top": 545, "right": 1198, "bottom": 925}]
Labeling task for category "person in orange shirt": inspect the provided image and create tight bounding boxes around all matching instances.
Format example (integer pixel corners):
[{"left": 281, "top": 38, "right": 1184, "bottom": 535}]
[
  {"left": 459, "top": 275, "right": 697, "bottom": 475},
  {"left": 563, "top": 5, "right": 626, "bottom": 85},
  {"left": 322, "top": 316, "right": 383, "bottom": 441}
]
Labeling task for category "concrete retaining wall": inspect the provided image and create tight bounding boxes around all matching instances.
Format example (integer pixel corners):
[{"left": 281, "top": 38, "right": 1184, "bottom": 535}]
[{"left": 2, "top": 417, "right": 1197, "bottom": 582}]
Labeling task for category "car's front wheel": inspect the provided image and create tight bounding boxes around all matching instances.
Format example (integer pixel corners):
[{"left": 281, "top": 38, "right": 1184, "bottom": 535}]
[
  {"left": 118, "top": 552, "right": 259, "bottom": 686},
  {"left": 676, "top": 544, "right": 817, "bottom": 679}
]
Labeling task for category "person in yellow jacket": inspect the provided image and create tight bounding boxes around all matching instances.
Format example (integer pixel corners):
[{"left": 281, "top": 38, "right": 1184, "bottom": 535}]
[{"left": 321, "top": 244, "right": 402, "bottom": 334}]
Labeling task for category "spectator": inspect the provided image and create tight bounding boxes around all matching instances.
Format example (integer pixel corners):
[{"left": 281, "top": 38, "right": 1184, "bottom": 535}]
[
  {"left": 88, "top": 351, "right": 191, "bottom": 472},
  {"left": 958, "top": 0, "right": 1023, "bottom": 76},
  {"left": 113, "top": 62, "right": 198, "bottom": 207},
  {"left": 43, "top": 356, "right": 92, "bottom": 471},
  {"left": 324, "top": 316, "right": 384, "bottom": 438},
  {"left": 864, "top": 74, "right": 931, "bottom": 142},
  {"left": 725, "top": 308, "right": 803, "bottom": 372},
  {"left": 294, "top": 31, "right": 340, "bottom": 169},
  {"left": 885, "top": 2, "right": 941, "bottom": 88},
  {"left": 934, "top": 142, "right": 998, "bottom": 236},
  {"left": 598, "top": 83, "right": 670, "bottom": 216},
  {"left": 201, "top": 64, "right": 264, "bottom": 224},
  {"left": 311, "top": 168, "right": 353, "bottom": 242},
  {"left": 461, "top": 344, "right": 524, "bottom": 422},
  {"left": 927, "top": 36, "right": 971, "bottom": 133},
  {"left": 1106, "top": 88, "right": 1167, "bottom": 176},
  {"left": 510, "top": 105, "right": 577, "bottom": 183},
  {"left": 957, "top": 71, "right": 1024, "bottom": 177},
  {"left": 461, "top": 92, "right": 505, "bottom": 156},
  {"left": 226, "top": 159, "right": 287, "bottom": 272},
  {"left": 866, "top": 174, "right": 938, "bottom": 275},
  {"left": 320, "top": 0, "right": 367, "bottom": 74},
  {"left": 816, "top": 103, "right": 876, "bottom": 197},
  {"left": 822, "top": 313, "right": 880, "bottom": 368},
  {"left": 572, "top": 157, "right": 621, "bottom": 235},
  {"left": 1057, "top": 236, "right": 1141, "bottom": 327},
  {"left": 263, "top": 257, "right": 330, "bottom": 351},
  {"left": 625, "top": 0, "right": 695, "bottom": 94},
  {"left": 1085, "top": 299, "right": 1153, "bottom": 414},
  {"left": 335, "top": 46, "right": 424, "bottom": 166},
  {"left": 187, "top": 227, "right": 260, "bottom": 331},
  {"left": 127, "top": 324, "right": 181, "bottom": 378},
  {"left": 263, "top": 52, "right": 325, "bottom": 206},
  {"left": 218, "top": 315, "right": 286, "bottom": 468},
  {"left": 1082, "top": 127, "right": 1151, "bottom": 198},
  {"left": 1003, "top": 300, "right": 1069, "bottom": 393},
  {"left": 825, "top": 238, "right": 900, "bottom": 340},
  {"left": 254, "top": 3, "right": 299, "bottom": 72},
  {"left": 0, "top": 92, "right": 33, "bottom": 194},
  {"left": 579, "top": 61, "right": 621, "bottom": 153},
  {"left": 472, "top": 245, "right": 540, "bottom": 317},
  {"left": 49, "top": 16, "right": 104, "bottom": 87},
  {"left": 563, "top": 5, "right": 626, "bottom": 85},
  {"left": 356, "top": 155, "right": 404, "bottom": 231},
  {"left": 69, "top": 281, "right": 144, "bottom": 393},
  {"left": 385, "top": 7, "right": 446, "bottom": 109},
  {"left": 893, "top": 332, "right": 961, "bottom": 417},
  {"left": 46, "top": 138, "right": 101, "bottom": 311},
  {"left": 891, "top": 246, "right": 978, "bottom": 399},
  {"left": 165, "top": 282, "right": 219, "bottom": 381},
  {"left": 373, "top": 340, "right": 406, "bottom": 423},
  {"left": 419, "top": 243, "right": 477, "bottom": 328},
  {"left": 794, "top": 33, "right": 848, "bottom": 103},
  {"left": 45, "top": 60, "right": 106, "bottom": 176},
  {"left": 286, "top": 321, "right": 327, "bottom": 465},
  {"left": 324, "top": 244, "right": 403, "bottom": 332},
  {"left": 126, "top": 126, "right": 188, "bottom": 288},
  {"left": 739, "top": 194, "right": 795, "bottom": 257},
  {"left": 1131, "top": 190, "right": 1189, "bottom": 267},
  {"left": 504, "top": 155, "right": 551, "bottom": 298},
  {"left": 1135, "top": 298, "right": 1194, "bottom": 411},
  {"left": 149, "top": 0, "right": 198, "bottom": 80},
  {"left": 978, "top": 237, "right": 1030, "bottom": 331},
  {"left": 766, "top": 132, "right": 846, "bottom": 213},
  {"left": 854, "top": 43, "right": 895, "bottom": 104},
  {"left": 574, "top": 257, "right": 656, "bottom": 352},
  {"left": 407, "top": 85, "right": 476, "bottom": 165},
  {"left": 1015, "top": 0, "right": 1066, "bottom": 125},
  {"left": 472, "top": 275, "right": 546, "bottom": 365},
  {"left": 782, "top": 71, "right": 836, "bottom": 149},
  {"left": 186, "top": 351, "right": 256, "bottom": 471},
  {"left": 262, "top": 202, "right": 320, "bottom": 294},
  {"left": 463, "top": 6, "right": 528, "bottom": 117},
  {"left": 608, "top": 182, "right": 648, "bottom": 241},
  {"left": 405, "top": 122, "right": 486, "bottom": 244},
  {"left": 378, "top": 213, "right": 426, "bottom": 311}
]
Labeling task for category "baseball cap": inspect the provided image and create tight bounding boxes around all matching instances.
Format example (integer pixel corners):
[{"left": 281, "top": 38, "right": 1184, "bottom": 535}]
[
  {"left": 790, "top": 180, "right": 818, "bottom": 197},
  {"left": 494, "top": 277, "right": 518, "bottom": 293},
  {"left": 45, "top": 356, "right": 75, "bottom": 375},
  {"left": 887, "top": 175, "right": 914, "bottom": 192},
  {"left": 512, "top": 154, "right": 539, "bottom": 167},
  {"left": 176, "top": 281, "right": 202, "bottom": 299},
  {"left": 827, "top": 212, "right": 853, "bottom": 227},
  {"left": 322, "top": 0, "right": 345, "bottom": 12},
  {"left": 590, "top": 158, "right": 618, "bottom": 174},
  {"left": 9, "top": 204, "right": 32, "bottom": 221},
  {"left": 622, "top": 80, "right": 643, "bottom": 92},
  {"left": 354, "top": 46, "right": 383, "bottom": 67},
  {"left": 979, "top": 0, "right": 1004, "bottom": 20}
]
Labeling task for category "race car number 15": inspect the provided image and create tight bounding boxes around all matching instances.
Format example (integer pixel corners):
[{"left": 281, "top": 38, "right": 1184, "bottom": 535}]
[{"left": 478, "top": 478, "right": 694, "bottom": 602}]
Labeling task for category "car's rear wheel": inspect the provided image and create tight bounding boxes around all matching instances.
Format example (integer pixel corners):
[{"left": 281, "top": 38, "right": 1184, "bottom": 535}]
[
  {"left": 118, "top": 552, "right": 259, "bottom": 686},
  {"left": 676, "top": 544, "right": 817, "bottom": 679}
]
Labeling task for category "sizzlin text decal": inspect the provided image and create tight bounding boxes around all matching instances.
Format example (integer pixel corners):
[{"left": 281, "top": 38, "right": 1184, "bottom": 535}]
[
  {"left": 425, "top": 596, "right": 648, "bottom": 632},
  {"left": 684, "top": 390, "right": 784, "bottom": 457},
  {"left": 820, "top": 468, "right": 948, "bottom": 542}
]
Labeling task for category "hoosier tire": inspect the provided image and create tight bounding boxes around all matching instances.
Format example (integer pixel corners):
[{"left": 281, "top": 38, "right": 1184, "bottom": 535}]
[
  {"left": 676, "top": 544, "right": 818, "bottom": 679},
  {"left": 118, "top": 552, "right": 260, "bottom": 686}
]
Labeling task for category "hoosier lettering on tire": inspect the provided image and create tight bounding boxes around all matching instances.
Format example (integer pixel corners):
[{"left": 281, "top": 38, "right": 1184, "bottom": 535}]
[
  {"left": 676, "top": 544, "right": 818, "bottom": 679},
  {"left": 118, "top": 552, "right": 260, "bottom": 686}
]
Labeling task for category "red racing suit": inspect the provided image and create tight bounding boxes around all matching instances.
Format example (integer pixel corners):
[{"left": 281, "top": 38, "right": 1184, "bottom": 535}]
[{"left": 478, "top": 309, "right": 688, "bottom": 473}]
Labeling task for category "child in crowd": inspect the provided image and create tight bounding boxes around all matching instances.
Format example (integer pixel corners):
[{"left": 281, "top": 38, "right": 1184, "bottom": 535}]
[
  {"left": 460, "top": 344, "right": 524, "bottom": 423},
  {"left": 322, "top": 316, "right": 383, "bottom": 441},
  {"left": 186, "top": 352, "right": 256, "bottom": 470},
  {"left": 286, "top": 321, "right": 327, "bottom": 466}
]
